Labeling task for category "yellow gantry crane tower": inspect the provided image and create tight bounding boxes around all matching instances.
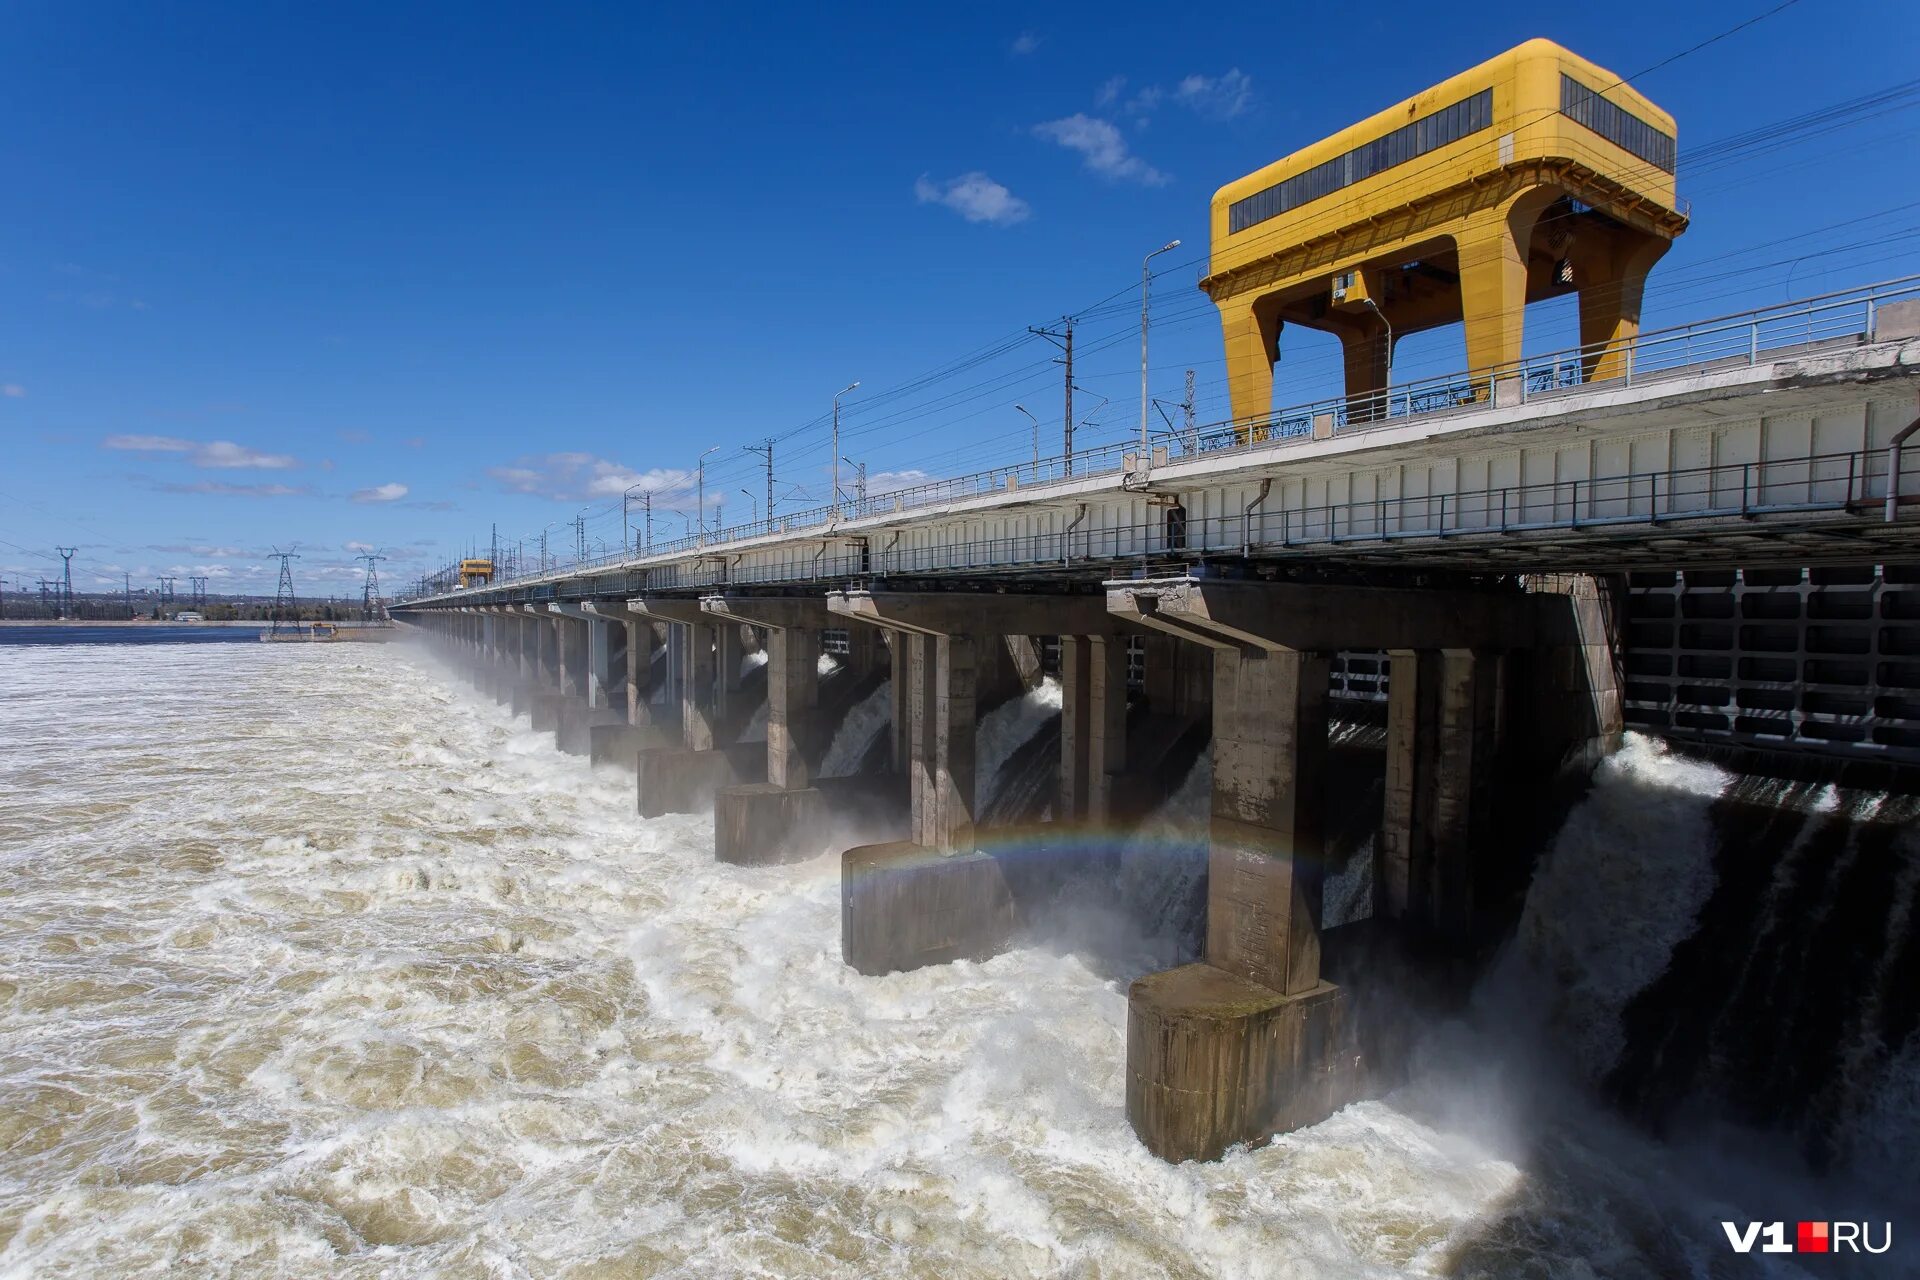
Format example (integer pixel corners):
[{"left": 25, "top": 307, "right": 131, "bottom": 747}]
[{"left": 1203, "top": 38, "right": 1688, "bottom": 437}]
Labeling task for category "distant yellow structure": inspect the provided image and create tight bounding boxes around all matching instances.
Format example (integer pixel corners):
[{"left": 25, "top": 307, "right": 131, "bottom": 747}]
[
  {"left": 1204, "top": 38, "right": 1687, "bottom": 431},
  {"left": 457, "top": 558, "right": 494, "bottom": 589}
]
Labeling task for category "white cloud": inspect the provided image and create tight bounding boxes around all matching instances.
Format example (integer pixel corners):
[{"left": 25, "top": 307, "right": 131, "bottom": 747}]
[
  {"left": 1095, "top": 69, "right": 1253, "bottom": 125},
  {"left": 865, "top": 468, "right": 934, "bottom": 493},
  {"left": 3, "top": 384, "right": 24, "bottom": 398},
  {"left": 105, "top": 433, "right": 194, "bottom": 453},
  {"left": 156, "top": 480, "right": 306, "bottom": 497},
  {"left": 343, "top": 540, "right": 376, "bottom": 553},
  {"left": 488, "top": 453, "right": 696, "bottom": 503},
  {"left": 352, "top": 482, "right": 409, "bottom": 503},
  {"left": 192, "top": 440, "right": 298, "bottom": 469},
  {"left": 914, "top": 172, "right": 1031, "bottom": 226},
  {"left": 1125, "top": 86, "right": 1163, "bottom": 121},
  {"left": 103, "top": 434, "right": 299, "bottom": 469},
  {"left": 1174, "top": 68, "right": 1253, "bottom": 120},
  {"left": 1011, "top": 31, "right": 1040, "bottom": 55},
  {"left": 1033, "top": 114, "right": 1168, "bottom": 185}
]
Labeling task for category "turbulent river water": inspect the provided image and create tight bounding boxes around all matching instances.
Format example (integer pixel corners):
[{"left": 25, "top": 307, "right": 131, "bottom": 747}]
[{"left": 1, "top": 641, "right": 1913, "bottom": 1278}]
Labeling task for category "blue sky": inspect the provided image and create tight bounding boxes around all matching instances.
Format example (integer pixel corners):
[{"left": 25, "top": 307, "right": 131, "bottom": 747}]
[{"left": 4, "top": 0, "right": 1917, "bottom": 597}]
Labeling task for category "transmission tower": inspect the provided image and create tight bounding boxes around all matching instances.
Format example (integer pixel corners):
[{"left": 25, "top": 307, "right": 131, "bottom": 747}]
[
  {"left": 55, "top": 547, "right": 76, "bottom": 618},
  {"left": 37, "top": 579, "right": 52, "bottom": 617},
  {"left": 190, "top": 576, "right": 208, "bottom": 610},
  {"left": 156, "top": 576, "right": 176, "bottom": 620},
  {"left": 267, "top": 548, "right": 301, "bottom": 637},
  {"left": 356, "top": 552, "right": 387, "bottom": 622}
]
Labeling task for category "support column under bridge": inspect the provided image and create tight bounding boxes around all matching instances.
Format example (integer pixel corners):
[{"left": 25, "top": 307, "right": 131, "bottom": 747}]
[
  {"left": 828, "top": 590, "right": 1140, "bottom": 977},
  {"left": 544, "top": 603, "right": 629, "bottom": 754},
  {"left": 702, "top": 594, "right": 838, "bottom": 865},
  {"left": 1108, "top": 575, "right": 1536, "bottom": 1162},
  {"left": 626, "top": 597, "right": 763, "bottom": 816}
]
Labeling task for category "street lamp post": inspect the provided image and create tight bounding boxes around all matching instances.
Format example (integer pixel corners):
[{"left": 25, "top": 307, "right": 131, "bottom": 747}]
[
  {"left": 740, "top": 488, "right": 758, "bottom": 526},
  {"left": 696, "top": 445, "right": 721, "bottom": 546},
  {"left": 832, "top": 381, "right": 859, "bottom": 518},
  {"left": 1140, "top": 239, "right": 1182, "bottom": 476},
  {"left": 1016, "top": 403, "right": 1038, "bottom": 468}
]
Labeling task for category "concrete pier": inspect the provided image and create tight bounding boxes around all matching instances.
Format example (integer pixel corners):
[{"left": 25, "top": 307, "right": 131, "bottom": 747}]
[
  {"left": 701, "top": 594, "right": 833, "bottom": 865},
  {"left": 1126, "top": 965, "right": 1354, "bottom": 1163},
  {"left": 840, "top": 842, "right": 1015, "bottom": 976},
  {"left": 1109, "top": 575, "right": 1529, "bottom": 1161},
  {"left": 635, "top": 742, "right": 763, "bottom": 818},
  {"left": 625, "top": 597, "right": 768, "bottom": 815},
  {"left": 1059, "top": 634, "right": 1128, "bottom": 823},
  {"left": 826, "top": 590, "right": 1142, "bottom": 972},
  {"left": 589, "top": 721, "right": 678, "bottom": 768}
]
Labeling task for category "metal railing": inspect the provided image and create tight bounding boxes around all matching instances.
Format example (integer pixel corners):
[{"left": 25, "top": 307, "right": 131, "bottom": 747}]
[
  {"left": 408, "top": 274, "right": 1920, "bottom": 601},
  {"left": 423, "top": 446, "right": 1913, "bottom": 603}
]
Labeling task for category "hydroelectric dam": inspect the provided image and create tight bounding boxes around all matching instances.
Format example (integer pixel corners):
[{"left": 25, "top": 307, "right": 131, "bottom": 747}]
[
  {"left": 394, "top": 38, "right": 1920, "bottom": 1173},
  {"left": 398, "top": 277, "right": 1920, "bottom": 1164}
]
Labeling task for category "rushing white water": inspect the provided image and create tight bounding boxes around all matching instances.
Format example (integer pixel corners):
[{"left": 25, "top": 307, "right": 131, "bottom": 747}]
[
  {"left": 819, "top": 679, "right": 890, "bottom": 779},
  {"left": 973, "top": 677, "right": 1061, "bottom": 810},
  {"left": 0, "top": 645, "right": 1903, "bottom": 1277},
  {"left": 738, "top": 653, "right": 837, "bottom": 745},
  {"left": 1491, "top": 734, "right": 1730, "bottom": 1075}
]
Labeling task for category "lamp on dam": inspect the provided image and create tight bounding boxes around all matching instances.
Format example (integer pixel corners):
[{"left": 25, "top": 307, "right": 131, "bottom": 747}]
[
  {"left": 1140, "top": 239, "right": 1182, "bottom": 478},
  {"left": 832, "top": 381, "right": 860, "bottom": 518}
]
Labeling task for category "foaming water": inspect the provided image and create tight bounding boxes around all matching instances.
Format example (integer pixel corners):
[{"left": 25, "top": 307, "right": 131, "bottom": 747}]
[
  {"left": 974, "top": 678, "right": 1061, "bottom": 810},
  {"left": 0, "top": 647, "right": 1901, "bottom": 1277},
  {"left": 819, "top": 679, "right": 890, "bottom": 779},
  {"left": 1494, "top": 734, "right": 1731, "bottom": 1074}
]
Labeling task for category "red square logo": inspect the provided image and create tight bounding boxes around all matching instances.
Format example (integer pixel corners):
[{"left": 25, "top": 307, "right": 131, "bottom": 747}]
[{"left": 1798, "top": 1222, "right": 1829, "bottom": 1253}]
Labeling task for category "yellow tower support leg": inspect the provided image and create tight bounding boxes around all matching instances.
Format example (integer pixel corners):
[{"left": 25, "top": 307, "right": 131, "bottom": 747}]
[
  {"left": 1219, "top": 302, "right": 1281, "bottom": 441},
  {"left": 1578, "top": 236, "right": 1671, "bottom": 384},
  {"left": 1454, "top": 216, "right": 1530, "bottom": 398}
]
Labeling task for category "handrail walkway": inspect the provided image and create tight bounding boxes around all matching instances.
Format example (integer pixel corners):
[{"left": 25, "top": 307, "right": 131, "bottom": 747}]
[{"left": 413, "top": 275, "right": 1920, "bottom": 598}]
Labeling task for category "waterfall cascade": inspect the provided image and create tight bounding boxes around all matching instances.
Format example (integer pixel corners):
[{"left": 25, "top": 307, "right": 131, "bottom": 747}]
[
  {"left": 973, "top": 678, "right": 1062, "bottom": 811},
  {"left": 819, "top": 679, "right": 891, "bottom": 779},
  {"left": 1484, "top": 732, "right": 1920, "bottom": 1186}
]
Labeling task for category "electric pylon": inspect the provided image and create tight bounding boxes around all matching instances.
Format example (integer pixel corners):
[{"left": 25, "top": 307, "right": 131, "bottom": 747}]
[
  {"left": 356, "top": 552, "right": 387, "bottom": 622},
  {"left": 267, "top": 547, "right": 301, "bottom": 637},
  {"left": 55, "top": 547, "right": 76, "bottom": 618}
]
